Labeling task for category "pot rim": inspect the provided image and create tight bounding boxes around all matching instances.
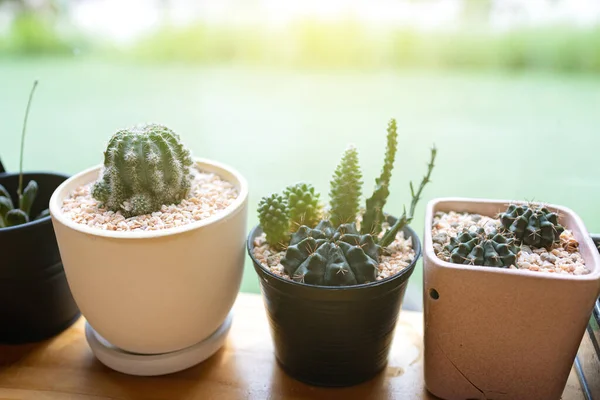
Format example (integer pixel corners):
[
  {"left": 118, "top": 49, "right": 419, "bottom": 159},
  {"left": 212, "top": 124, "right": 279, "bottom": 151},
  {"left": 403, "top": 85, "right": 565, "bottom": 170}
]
[
  {"left": 0, "top": 171, "right": 70, "bottom": 233},
  {"left": 246, "top": 221, "right": 422, "bottom": 291},
  {"left": 49, "top": 158, "right": 249, "bottom": 240},
  {"left": 425, "top": 196, "right": 600, "bottom": 281}
]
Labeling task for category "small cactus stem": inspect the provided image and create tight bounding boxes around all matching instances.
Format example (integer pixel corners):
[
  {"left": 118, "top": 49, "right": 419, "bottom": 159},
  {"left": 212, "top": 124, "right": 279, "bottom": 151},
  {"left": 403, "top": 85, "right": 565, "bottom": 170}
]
[
  {"left": 361, "top": 118, "right": 399, "bottom": 235},
  {"left": 381, "top": 145, "right": 437, "bottom": 247},
  {"left": 18, "top": 80, "right": 38, "bottom": 200}
]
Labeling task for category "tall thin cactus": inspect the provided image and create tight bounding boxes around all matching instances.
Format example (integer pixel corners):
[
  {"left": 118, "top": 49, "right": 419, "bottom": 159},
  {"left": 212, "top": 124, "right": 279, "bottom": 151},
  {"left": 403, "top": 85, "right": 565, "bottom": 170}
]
[
  {"left": 361, "top": 119, "right": 398, "bottom": 236},
  {"left": 329, "top": 145, "right": 362, "bottom": 227}
]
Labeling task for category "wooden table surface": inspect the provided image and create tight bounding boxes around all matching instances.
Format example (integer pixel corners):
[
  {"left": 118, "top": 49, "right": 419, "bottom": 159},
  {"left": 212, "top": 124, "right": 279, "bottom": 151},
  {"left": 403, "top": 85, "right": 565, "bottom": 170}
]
[{"left": 0, "top": 293, "right": 586, "bottom": 400}]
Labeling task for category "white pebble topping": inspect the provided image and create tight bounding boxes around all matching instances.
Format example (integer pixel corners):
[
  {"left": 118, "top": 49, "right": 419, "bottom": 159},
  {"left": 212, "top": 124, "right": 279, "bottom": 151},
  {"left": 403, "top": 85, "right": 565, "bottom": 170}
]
[{"left": 61, "top": 168, "right": 239, "bottom": 232}]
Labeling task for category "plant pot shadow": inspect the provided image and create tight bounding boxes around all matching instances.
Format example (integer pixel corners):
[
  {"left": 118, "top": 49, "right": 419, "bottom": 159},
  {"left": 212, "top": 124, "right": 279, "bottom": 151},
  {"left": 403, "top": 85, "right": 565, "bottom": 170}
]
[{"left": 0, "top": 342, "right": 45, "bottom": 368}]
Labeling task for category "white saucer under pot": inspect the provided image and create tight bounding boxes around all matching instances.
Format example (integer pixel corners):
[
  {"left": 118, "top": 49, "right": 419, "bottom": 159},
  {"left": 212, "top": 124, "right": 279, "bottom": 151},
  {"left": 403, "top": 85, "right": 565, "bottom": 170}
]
[
  {"left": 49, "top": 158, "right": 248, "bottom": 355},
  {"left": 85, "top": 311, "right": 233, "bottom": 376}
]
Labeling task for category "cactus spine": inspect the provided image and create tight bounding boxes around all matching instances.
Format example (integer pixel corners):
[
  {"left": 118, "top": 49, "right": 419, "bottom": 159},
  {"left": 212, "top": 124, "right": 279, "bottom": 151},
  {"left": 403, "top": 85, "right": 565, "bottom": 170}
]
[
  {"left": 329, "top": 145, "right": 362, "bottom": 227},
  {"left": 362, "top": 119, "right": 398, "bottom": 236},
  {"left": 92, "top": 123, "right": 194, "bottom": 218}
]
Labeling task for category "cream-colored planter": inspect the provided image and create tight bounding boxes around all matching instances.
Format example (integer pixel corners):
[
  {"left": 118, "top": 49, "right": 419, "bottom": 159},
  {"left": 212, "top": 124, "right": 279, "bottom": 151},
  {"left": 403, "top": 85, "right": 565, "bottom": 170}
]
[
  {"left": 423, "top": 197, "right": 600, "bottom": 400},
  {"left": 49, "top": 159, "right": 248, "bottom": 355}
]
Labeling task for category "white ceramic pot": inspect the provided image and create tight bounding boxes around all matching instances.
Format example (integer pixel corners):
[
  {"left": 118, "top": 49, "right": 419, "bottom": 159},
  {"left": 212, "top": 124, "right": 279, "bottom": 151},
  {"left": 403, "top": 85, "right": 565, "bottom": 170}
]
[
  {"left": 49, "top": 159, "right": 248, "bottom": 355},
  {"left": 423, "top": 197, "right": 600, "bottom": 400}
]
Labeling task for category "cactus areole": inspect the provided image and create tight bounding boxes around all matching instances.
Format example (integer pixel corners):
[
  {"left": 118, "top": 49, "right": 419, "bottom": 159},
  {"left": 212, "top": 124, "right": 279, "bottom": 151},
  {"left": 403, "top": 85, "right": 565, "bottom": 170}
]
[{"left": 92, "top": 123, "right": 194, "bottom": 218}]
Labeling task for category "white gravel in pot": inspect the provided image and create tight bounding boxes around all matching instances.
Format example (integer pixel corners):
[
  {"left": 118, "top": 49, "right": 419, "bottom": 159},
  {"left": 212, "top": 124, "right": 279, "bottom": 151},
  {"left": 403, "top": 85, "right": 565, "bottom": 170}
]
[
  {"left": 431, "top": 211, "right": 590, "bottom": 275},
  {"left": 60, "top": 167, "right": 239, "bottom": 232}
]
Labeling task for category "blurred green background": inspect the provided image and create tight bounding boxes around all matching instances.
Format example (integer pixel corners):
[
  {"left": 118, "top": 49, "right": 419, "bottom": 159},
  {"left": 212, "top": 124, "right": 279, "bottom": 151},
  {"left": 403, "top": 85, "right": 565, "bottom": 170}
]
[{"left": 1, "top": 0, "right": 600, "bottom": 310}]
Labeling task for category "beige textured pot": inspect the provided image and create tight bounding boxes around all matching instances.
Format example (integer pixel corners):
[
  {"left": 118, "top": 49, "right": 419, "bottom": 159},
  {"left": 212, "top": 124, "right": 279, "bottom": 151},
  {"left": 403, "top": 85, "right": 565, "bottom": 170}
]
[
  {"left": 49, "top": 159, "right": 248, "bottom": 355},
  {"left": 423, "top": 197, "right": 600, "bottom": 400}
]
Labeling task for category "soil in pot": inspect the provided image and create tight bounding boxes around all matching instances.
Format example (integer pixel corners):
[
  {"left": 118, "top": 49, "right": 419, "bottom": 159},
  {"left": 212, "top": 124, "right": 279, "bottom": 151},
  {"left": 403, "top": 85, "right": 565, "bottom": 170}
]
[
  {"left": 248, "top": 223, "right": 422, "bottom": 387},
  {"left": 0, "top": 172, "right": 80, "bottom": 344}
]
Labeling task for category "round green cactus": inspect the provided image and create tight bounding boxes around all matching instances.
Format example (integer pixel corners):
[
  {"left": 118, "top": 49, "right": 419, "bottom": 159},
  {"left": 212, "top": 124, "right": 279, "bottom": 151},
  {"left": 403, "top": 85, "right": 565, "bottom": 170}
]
[
  {"left": 92, "top": 123, "right": 194, "bottom": 218},
  {"left": 257, "top": 193, "right": 290, "bottom": 251},
  {"left": 499, "top": 204, "right": 564, "bottom": 248},
  {"left": 444, "top": 228, "right": 519, "bottom": 268},
  {"left": 280, "top": 220, "right": 381, "bottom": 286},
  {"left": 284, "top": 182, "right": 321, "bottom": 229},
  {"left": 329, "top": 146, "right": 362, "bottom": 227}
]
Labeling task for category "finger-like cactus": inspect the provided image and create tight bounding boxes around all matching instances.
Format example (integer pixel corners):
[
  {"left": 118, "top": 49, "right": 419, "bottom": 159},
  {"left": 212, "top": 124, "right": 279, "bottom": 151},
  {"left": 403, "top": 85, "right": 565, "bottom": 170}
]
[
  {"left": 92, "top": 123, "right": 194, "bottom": 218},
  {"left": 362, "top": 119, "right": 398, "bottom": 236},
  {"left": 499, "top": 204, "right": 564, "bottom": 248},
  {"left": 258, "top": 193, "right": 290, "bottom": 251},
  {"left": 284, "top": 182, "right": 321, "bottom": 229},
  {"left": 281, "top": 220, "right": 381, "bottom": 286},
  {"left": 329, "top": 146, "right": 362, "bottom": 227},
  {"left": 444, "top": 228, "right": 519, "bottom": 268}
]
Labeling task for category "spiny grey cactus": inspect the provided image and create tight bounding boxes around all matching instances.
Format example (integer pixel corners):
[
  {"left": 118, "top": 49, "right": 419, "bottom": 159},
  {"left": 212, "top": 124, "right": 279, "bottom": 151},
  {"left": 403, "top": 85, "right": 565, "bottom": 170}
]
[
  {"left": 92, "top": 123, "right": 194, "bottom": 218},
  {"left": 284, "top": 182, "right": 321, "bottom": 229},
  {"left": 257, "top": 193, "right": 290, "bottom": 250},
  {"left": 281, "top": 220, "right": 380, "bottom": 286},
  {"left": 329, "top": 145, "right": 362, "bottom": 227},
  {"left": 362, "top": 119, "right": 398, "bottom": 236},
  {"left": 444, "top": 228, "right": 519, "bottom": 268},
  {"left": 499, "top": 203, "right": 564, "bottom": 249}
]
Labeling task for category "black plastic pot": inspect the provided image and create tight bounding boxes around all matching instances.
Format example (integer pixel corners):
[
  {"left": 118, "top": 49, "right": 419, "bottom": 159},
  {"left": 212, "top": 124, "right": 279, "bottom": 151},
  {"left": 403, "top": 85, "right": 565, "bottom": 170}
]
[
  {"left": 0, "top": 171, "right": 80, "bottom": 344},
  {"left": 247, "top": 222, "right": 422, "bottom": 387}
]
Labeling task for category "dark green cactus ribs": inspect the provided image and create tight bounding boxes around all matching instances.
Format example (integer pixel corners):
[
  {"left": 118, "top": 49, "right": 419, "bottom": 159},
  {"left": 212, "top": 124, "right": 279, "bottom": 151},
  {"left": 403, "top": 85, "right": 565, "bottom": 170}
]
[
  {"left": 362, "top": 119, "right": 398, "bottom": 236},
  {"left": 281, "top": 220, "right": 381, "bottom": 286},
  {"left": 92, "top": 123, "right": 194, "bottom": 218},
  {"left": 257, "top": 193, "right": 290, "bottom": 251},
  {"left": 284, "top": 182, "right": 321, "bottom": 229},
  {"left": 499, "top": 204, "right": 564, "bottom": 248},
  {"left": 329, "top": 145, "right": 362, "bottom": 227},
  {"left": 444, "top": 228, "right": 519, "bottom": 268},
  {"left": 0, "top": 80, "right": 47, "bottom": 228}
]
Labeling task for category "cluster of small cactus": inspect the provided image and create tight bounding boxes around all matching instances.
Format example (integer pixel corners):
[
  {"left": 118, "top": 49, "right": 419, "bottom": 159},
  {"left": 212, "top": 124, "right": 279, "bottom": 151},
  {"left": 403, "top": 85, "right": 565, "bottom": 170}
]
[
  {"left": 444, "top": 228, "right": 519, "bottom": 268},
  {"left": 441, "top": 203, "right": 566, "bottom": 268},
  {"left": 0, "top": 80, "right": 48, "bottom": 229},
  {"left": 257, "top": 118, "right": 437, "bottom": 286},
  {"left": 257, "top": 183, "right": 322, "bottom": 250},
  {"left": 281, "top": 221, "right": 380, "bottom": 286},
  {"left": 499, "top": 204, "right": 564, "bottom": 249},
  {"left": 92, "top": 123, "right": 194, "bottom": 218}
]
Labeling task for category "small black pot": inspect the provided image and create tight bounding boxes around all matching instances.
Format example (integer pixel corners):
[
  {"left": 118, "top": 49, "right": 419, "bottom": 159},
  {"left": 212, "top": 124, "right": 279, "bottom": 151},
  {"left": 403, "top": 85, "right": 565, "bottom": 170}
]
[
  {"left": 247, "top": 222, "right": 422, "bottom": 387},
  {"left": 0, "top": 172, "right": 80, "bottom": 344}
]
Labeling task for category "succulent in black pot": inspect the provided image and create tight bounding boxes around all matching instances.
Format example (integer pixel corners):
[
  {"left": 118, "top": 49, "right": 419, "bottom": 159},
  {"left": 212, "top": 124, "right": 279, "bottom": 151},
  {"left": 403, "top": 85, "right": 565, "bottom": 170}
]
[
  {"left": 247, "top": 119, "right": 436, "bottom": 387},
  {"left": 0, "top": 80, "right": 79, "bottom": 344}
]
